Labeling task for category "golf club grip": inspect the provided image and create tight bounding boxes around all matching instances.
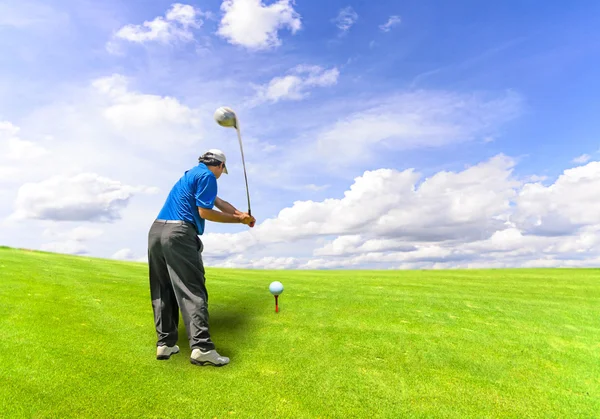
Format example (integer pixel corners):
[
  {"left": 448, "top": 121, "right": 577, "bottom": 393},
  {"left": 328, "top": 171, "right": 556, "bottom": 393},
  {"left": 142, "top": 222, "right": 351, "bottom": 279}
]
[{"left": 249, "top": 209, "right": 255, "bottom": 228}]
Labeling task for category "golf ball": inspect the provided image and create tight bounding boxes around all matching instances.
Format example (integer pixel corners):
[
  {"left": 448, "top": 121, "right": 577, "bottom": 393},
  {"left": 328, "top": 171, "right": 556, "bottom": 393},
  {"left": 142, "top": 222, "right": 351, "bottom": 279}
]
[{"left": 269, "top": 281, "right": 284, "bottom": 295}]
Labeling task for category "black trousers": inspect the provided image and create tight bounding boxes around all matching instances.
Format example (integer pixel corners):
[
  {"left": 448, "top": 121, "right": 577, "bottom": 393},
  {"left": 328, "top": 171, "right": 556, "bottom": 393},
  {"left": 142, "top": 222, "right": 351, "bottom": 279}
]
[{"left": 147, "top": 219, "right": 215, "bottom": 351}]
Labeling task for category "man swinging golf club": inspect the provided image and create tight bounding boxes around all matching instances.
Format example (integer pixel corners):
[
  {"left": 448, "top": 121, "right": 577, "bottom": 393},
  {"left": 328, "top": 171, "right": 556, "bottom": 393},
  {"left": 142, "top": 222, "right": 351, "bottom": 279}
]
[{"left": 148, "top": 148, "right": 255, "bottom": 367}]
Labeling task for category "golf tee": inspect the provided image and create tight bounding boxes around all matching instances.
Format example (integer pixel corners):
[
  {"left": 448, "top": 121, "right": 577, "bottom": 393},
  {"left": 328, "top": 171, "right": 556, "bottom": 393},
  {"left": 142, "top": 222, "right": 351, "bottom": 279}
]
[{"left": 275, "top": 295, "right": 279, "bottom": 313}]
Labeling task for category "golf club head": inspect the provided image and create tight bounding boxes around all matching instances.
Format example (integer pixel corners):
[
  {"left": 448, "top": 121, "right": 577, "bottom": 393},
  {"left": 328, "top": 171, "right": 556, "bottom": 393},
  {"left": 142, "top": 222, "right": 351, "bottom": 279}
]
[{"left": 214, "top": 106, "right": 237, "bottom": 128}]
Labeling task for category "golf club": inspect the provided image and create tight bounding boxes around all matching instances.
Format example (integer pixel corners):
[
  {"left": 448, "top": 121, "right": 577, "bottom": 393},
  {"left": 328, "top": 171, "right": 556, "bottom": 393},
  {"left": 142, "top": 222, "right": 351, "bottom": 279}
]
[{"left": 214, "top": 106, "right": 254, "bottom": 228}]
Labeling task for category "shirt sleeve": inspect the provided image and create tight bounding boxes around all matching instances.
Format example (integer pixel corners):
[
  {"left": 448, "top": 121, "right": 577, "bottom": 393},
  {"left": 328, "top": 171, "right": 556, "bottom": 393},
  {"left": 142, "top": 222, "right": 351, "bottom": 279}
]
[{"left": 195, "top": 174, "right": 218, "bottom": 209}]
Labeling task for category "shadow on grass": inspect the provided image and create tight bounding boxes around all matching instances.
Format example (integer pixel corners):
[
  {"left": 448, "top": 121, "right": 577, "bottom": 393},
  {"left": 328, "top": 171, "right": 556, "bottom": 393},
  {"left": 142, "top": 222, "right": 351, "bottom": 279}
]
[{"left": 176, "top": 306, "right": 256, "bottom": 358}]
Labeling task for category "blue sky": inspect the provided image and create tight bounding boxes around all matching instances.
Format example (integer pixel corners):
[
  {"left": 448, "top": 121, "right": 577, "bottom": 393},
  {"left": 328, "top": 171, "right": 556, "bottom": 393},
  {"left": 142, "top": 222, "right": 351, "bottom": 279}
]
[{"left": 1, "top": 0, "right": 600, "bottom": 269}]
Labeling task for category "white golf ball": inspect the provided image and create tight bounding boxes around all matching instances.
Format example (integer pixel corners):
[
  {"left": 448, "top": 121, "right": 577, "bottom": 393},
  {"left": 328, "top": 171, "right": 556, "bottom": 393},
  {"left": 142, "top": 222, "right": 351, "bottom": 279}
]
[
  {"left": 214, "top": 106, "right": 237, "bottom": 128},
  {"left": 269, "top": 281, "right": 284, "bottom": 296}
]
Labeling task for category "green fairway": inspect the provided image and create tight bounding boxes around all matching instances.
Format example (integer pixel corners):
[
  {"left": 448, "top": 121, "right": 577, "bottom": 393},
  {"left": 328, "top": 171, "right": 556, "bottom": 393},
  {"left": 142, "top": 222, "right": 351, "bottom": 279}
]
[{"left": 1, "top": 246, "right": 599, "bottom": 418}]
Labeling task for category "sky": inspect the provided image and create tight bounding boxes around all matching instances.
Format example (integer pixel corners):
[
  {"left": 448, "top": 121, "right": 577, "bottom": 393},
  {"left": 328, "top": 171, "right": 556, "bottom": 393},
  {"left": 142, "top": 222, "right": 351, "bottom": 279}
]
[{"left": 1, "top": 0, "right": 600, "bottom": 269}]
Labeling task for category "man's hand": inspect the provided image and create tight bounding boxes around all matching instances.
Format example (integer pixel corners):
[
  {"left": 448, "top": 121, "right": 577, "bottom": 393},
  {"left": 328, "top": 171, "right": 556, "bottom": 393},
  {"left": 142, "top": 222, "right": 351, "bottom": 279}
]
[{"left": 237, "top": 212, "right": 256, "bottom": 226}]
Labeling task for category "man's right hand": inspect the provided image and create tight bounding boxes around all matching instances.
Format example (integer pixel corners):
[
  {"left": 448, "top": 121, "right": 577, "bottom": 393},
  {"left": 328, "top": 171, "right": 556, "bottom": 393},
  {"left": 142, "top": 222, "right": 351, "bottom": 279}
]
[{"left": 237, "top": 213, "right": 255, "bottom": 226}]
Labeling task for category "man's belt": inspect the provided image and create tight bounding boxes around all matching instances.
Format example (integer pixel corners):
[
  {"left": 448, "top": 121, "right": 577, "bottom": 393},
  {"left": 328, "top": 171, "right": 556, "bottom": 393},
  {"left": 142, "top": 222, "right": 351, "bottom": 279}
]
[{"left": 155, "top": 219, "right": 198, "bottom": 234}]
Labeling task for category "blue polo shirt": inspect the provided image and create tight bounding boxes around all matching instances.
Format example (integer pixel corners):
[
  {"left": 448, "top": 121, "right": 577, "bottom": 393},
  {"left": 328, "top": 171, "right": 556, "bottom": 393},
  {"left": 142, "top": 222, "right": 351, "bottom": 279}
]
[{"left": 156, "top": 163, "right": 217, "bottom": 235}]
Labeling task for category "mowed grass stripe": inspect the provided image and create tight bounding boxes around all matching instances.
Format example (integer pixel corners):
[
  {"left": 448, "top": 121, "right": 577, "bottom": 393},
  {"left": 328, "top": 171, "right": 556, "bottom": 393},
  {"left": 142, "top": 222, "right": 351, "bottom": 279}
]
[{"left": 1, "top": 247, "right": 599, "bottom": 418}]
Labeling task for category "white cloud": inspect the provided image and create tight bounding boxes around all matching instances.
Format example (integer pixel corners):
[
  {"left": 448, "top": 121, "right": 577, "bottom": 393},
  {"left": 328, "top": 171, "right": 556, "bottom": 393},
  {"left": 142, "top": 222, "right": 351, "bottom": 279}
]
[
  {"left": 0, "top": 121, "right": 48, "bottom": 162},
  {"left": 11, "top": 173, "right": 158, "bottom": 222},
  {"left": 41, "top": 240, "right": 90, "bottom": 255},
  {"left": 303, "top": 184, "right": 330, "bottom": 192},
  {"left": 250, "top": 65, "right": 340, "bottom": 105},
  {"left": 3, "top": 136, "right": 48, "bottom": 160},
  {"left": 112, "top": 248, "right": 148, "bottom": 262},
  {"left": 239, "top": 89, "right": 523, "bottom": 192},
  {"left": 202, "top": 157, "right": 600, "bottom": 269},
  {"left": 312, "top": 90, "right": 522, "bottom": 167},
  {"left": 166, "top": 3, "right": 201, "bottom": 27},
  {"left": 40, "top": 226, "right": 104, "bottom": 256},
  {"left": 572, "top": 154, "right": 591, "bottom": 164},
  {"left": 0, "top": 121, "right": 49, "bottom": 185},
  {"left": 217, "top": 0, "right": 301, "bottom": 50},
  {"left": 0, "top": 121, "right": 19, "bottom": 137},
  {"left": 333, "top": 7, "right": 358, "bottom": 34},
  {"left": 204, "top": 154, "right": 518, "bottom": 256},
  {"left": 215, "top": 254, "right": 299, "bottom": 269},
  {"left": 512, "top": 161, "right": 600, "bottom": 236},
  {"left": 0, "top": 70, "right": 229, "bottom": 264},
  {"left": 0, "top": 71, "right": 236, "bottom": 261},
  {"left": 112, "top": 248, "right": 136, "bottom": 260},
  {"left": 314, "top": 235, "right": 416, "bottom": 256},
  {"left": 0, "top": 75, "right": 206, "bottom": 195},
  {"left": 379, "top": 15, "right": 401, "bottom": 32},
  {"left": 110, "top": 3, "right": 203, "bottom": 47},
  {"left": 525, "top": 174, "right": 548, "bottom": 183},
  {"left": 43, "top": 226, "right": 104, "bottom": 242},
  {"left": 92, "top": 74, "right": 203, "bottom": 149}
]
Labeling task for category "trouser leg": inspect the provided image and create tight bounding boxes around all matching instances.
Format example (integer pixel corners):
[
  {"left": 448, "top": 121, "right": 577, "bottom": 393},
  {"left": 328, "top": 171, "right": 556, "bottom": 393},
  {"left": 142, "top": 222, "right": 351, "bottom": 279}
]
[
  {"left": 148, "top": 221, "right": 180, "bottom": 347},
  {"left": 162, "top": 223, "right": 215, "bottom": 351}
]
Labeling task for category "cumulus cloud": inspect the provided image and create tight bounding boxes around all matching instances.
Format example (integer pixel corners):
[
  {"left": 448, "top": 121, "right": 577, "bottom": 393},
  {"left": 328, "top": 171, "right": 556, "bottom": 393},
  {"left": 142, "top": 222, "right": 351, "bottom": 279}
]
[
  {"left": 108, "top": 3, "right": 203, "bottom": 51},
  {"left": 206, "top": 154, "right": 518, "bottom": 252},
  {"left": 201, "top": 156, "right": 600, "bottom": 270},
  {"left": 2, "top": 74, "right": 207, "bottom": 187},
  {"left": 11, "top": 173, "right": 158, "bottom": 222},
  {"left": 112, "top": 248, "right": 136, "bottom": 260},
  {"left": 41, "top": 240, "right": 90, "bottom": 255},
  {"left": 0, "top": 121, "right": 48, "bottom": 163},
  {"left": 333, "top": 7, "right": 358, "bottom": 34},
  {"left": 0, "top": 121, "right": 50, "bottom": 187},
  {"left": 92, "top": 74, "right": 203, "bottom": 149},
  {"left": 215, "top": 254, "right": 299, "bottom": 269},
  {"left": 511, "top": 162, "right": 600, "bottom": 236},
  {"left": 379, "top": 15, "right": 401, "bottom": 32},
  {"left": 43, "top": 226, "right": 105, "bottom": 242},
  {"left": 0, "top": 121, "right": 20, "bottom": 138},
  {"left": 250, "top": 65, "right": 340, "bottom": 105},
  {"left": 40, "top": 226, "right": 104, "bottom": 256},
  {"left": 314, "top": 235, "right": 417, "bottom": 257},
  {"left": 217, "top": 0, "right": 301, "bottom": 50}
]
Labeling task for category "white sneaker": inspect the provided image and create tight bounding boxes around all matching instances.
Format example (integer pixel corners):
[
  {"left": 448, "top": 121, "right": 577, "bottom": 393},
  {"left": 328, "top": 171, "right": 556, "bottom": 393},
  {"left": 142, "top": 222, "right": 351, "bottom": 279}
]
[
  {"left": 190, "top": 348, "right": 230, "bottom": 367},
  {"left": 156, "top": 345, "right": 180, "bottom": 360}
]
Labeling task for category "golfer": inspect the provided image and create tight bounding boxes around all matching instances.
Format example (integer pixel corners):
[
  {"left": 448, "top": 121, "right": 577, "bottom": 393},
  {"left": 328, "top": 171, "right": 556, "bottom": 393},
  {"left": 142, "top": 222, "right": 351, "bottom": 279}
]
[{"left": 147, "top": 149, "right": 255, "bottom": 367}]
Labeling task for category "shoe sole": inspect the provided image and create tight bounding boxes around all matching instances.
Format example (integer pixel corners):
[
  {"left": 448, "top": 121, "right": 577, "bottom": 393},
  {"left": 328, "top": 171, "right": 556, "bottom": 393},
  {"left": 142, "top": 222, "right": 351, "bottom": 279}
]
[
  {"left": 190, "top": 358, "right": 228, "bottom": 367},
  {"left": 156, "top": 349, "right": 180, "bottom": 360}
]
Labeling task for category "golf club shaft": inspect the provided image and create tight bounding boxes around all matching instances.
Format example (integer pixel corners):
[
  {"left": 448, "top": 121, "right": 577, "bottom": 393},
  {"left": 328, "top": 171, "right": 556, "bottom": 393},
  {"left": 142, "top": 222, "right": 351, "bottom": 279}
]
[{"left": 235, "top": 125, "right": 253, "bottom": 226}]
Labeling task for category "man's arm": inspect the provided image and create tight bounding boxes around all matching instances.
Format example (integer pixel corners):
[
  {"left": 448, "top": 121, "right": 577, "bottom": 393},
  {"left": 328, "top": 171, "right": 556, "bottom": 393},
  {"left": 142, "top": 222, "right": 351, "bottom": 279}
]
[
  {"left": 198, "top": 207, "right": 240, "bottom": 223},
  {"left": 214, "top": 197, "right": 241, "bottom": 216},
  {"left": 198, "top": 207, "right": 254, "bottom": 225}
]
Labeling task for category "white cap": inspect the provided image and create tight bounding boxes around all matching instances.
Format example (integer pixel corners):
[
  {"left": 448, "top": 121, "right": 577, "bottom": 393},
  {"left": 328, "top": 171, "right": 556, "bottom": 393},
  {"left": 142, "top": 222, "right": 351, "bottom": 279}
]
[{"left": 201, "top": 149, "right": 228, "bottom": 174}]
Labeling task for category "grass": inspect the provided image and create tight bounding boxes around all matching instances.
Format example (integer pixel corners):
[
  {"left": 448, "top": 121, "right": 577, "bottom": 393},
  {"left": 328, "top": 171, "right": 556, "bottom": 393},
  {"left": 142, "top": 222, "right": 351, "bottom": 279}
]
[{"left": 1, "top": 246, "right": 599, "bottom": 418}]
